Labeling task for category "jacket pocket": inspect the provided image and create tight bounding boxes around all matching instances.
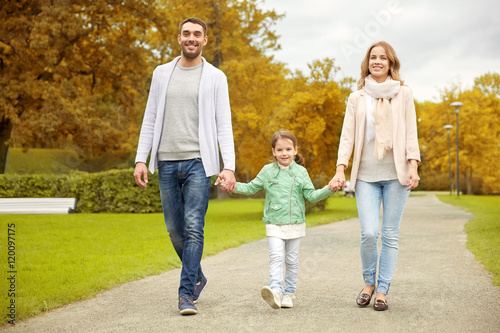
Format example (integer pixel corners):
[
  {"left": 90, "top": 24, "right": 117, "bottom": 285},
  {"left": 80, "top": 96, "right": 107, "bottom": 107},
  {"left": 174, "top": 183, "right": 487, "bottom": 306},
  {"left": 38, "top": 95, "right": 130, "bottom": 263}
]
[{"left": 269, "top": 202, "right": 282, "bottom": 211}]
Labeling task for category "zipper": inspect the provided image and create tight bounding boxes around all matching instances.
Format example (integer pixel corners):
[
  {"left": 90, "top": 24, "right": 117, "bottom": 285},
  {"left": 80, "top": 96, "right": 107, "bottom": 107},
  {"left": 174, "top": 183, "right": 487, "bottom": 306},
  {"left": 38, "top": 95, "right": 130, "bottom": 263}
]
[
  {"left": 297, "top": 200, "right": 304, "bottom": 217},
  {"left": 289, "top": 174, "right": 296, "bottom": 222}
]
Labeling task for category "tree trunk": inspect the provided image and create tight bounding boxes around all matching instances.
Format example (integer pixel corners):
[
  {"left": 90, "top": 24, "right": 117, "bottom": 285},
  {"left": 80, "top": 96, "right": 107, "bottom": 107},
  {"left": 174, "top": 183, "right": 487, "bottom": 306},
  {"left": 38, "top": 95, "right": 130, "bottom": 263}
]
[
  {"left": 211, "top": 2, "right": 223, "bottom": 68},
  {"left": 0, "top": 117, "right": 13, "bottom": 174},
  {"left": 466, "top": 168, "right": 473, "bottom": 194}
]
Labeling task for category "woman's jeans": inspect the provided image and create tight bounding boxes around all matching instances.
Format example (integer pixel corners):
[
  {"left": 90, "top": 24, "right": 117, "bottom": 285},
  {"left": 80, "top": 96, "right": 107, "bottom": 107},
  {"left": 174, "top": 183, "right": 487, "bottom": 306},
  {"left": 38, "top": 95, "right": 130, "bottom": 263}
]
[
  {"left": 268, "top": 236, "right": 301, "bottom": 296},
  {"left": 355, "top": 180, "right": 410, "bottom": 295},
  {"left": 158, "top": 159, "right": 211, "bottom": 298}
]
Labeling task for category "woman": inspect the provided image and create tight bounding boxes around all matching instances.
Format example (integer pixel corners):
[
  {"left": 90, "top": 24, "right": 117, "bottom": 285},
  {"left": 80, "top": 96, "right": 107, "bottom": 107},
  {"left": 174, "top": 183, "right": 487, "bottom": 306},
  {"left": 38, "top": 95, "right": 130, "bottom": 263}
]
[{"left": 329, "top": 41, "right": 420, "bottom": 311}]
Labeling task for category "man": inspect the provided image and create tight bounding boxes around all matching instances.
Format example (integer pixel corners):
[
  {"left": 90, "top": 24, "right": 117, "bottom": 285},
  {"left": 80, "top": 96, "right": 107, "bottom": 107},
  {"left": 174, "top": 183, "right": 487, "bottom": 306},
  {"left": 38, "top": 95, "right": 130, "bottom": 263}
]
[{"left": 133, "top": 17, "right": 236, "bottom": 315}]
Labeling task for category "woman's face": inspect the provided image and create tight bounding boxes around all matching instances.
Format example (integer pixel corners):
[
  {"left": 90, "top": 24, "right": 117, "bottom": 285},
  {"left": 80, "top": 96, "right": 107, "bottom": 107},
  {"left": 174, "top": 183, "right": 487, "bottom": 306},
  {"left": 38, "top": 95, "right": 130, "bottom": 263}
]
[{"left": 368, "top": 46, "right": 390, "bottom": 82}]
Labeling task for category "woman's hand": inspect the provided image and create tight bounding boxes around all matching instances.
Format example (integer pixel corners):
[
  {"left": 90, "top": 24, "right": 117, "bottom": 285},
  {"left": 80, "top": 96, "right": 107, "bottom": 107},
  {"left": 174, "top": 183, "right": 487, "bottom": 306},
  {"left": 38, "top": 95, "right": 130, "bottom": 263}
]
[
  {"left": 329, "top": 166, "right": 346, "bottom": 192},
  {"left": 406, "top": 160, "right": 420, "bottom": 191}
]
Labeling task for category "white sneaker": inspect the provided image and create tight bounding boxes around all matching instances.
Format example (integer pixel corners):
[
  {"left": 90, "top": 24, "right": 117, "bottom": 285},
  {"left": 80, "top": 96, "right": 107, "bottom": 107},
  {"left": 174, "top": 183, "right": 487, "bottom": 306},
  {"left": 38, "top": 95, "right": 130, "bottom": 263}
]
[
  {"left": 261, "top": 286, "right": 281, "bottom": 309},
  {"left": 281, "top": 294, "right": 294, "bottom": 308}
]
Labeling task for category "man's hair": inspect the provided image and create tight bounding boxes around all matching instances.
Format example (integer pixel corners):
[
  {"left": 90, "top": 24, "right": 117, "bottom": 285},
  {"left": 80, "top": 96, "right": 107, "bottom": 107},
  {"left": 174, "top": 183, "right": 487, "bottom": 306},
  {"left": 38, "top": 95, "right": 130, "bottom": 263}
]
[{"left": 179, "top": 17, "right": 207, "bottom": 36}]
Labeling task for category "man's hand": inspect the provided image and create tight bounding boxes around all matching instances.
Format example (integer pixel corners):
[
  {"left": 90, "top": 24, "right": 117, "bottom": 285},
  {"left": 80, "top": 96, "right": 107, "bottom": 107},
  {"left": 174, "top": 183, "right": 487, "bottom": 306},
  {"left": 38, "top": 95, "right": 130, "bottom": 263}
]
[
  {"left": 215, "top": 169, "right": 236, "bottom": 192},
  {"left": 134, "top": 162, "right": 149, "bottom": 188}
]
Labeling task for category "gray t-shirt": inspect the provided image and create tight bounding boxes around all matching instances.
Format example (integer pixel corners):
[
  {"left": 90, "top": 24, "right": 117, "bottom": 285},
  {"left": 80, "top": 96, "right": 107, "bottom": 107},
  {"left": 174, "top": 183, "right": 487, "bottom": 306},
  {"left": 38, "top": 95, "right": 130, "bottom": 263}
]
[{"left": 158, "top": 63, "right": 203, "bottom": 161}]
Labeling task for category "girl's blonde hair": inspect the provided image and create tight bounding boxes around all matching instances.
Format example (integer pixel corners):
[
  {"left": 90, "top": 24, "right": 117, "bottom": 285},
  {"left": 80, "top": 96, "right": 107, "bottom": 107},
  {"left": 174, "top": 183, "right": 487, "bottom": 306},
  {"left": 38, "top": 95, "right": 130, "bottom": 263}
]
[
  {"left": 271, "top": 130, "right": 305, "bottom": 166},
  {"left": 357, "top": 41, "right": 404, "bottom": 90}
]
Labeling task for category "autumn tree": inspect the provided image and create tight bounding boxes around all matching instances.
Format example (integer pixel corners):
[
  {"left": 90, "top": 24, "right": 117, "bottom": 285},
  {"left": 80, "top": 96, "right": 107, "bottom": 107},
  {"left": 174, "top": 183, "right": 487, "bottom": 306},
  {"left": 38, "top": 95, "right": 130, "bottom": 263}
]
[
  {"left": 221, "top": 56, "right": 288, "bottom": 180},
  {"left": 0, "top": 0, "right": 283, "bottom": 173},
  {"left": 474, "top": 72, "right": 500, "bottom": 97},
  {"left": 0, "top": 0, "right": 169, "bottom": 173},
  {"left": 414, "top": 100, "right": 453, "bottom": 191},
  {"left": 273, "top": 58, "right": 354, "bottom": 182},
  {"left": 145, "top": 0, "right": 283, "bottom": 67},
  {"left": 417, "top": 73, "right": 500, "bottom": 194}
]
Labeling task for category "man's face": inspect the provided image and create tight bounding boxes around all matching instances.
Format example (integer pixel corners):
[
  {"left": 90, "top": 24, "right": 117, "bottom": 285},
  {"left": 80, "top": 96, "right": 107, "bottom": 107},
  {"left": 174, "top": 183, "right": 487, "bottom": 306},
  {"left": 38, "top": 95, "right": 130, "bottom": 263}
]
[{"left": 178, "top": 22, "right": 207, "bottom": 60}]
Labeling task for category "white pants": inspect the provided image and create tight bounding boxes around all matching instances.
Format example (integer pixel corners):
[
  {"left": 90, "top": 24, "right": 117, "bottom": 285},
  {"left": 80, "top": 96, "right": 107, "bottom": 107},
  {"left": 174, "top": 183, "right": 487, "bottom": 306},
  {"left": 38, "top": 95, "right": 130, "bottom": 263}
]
[{"left": 268, "top": 236, "right": 301, "bottom": 296}]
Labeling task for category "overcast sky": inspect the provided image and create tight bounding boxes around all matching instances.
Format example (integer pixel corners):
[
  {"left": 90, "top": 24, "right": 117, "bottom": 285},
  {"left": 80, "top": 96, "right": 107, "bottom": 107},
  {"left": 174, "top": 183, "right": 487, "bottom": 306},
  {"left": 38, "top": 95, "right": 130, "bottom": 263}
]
[{"left": 260, "top": 0, "right": 500, "bottom": 102}]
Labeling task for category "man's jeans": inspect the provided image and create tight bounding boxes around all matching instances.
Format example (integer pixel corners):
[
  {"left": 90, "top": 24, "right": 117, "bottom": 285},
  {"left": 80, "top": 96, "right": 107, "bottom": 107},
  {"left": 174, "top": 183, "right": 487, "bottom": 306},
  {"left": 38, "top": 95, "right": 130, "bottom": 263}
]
[
  {"left": 158, "top": 159, "right": 211, "bottom": 297},
  {"left": 355, "top": 180, "right": 410, "bottom": 295},
  {"left": 268, "top": 236, "right": 301, "bottom": 296}
]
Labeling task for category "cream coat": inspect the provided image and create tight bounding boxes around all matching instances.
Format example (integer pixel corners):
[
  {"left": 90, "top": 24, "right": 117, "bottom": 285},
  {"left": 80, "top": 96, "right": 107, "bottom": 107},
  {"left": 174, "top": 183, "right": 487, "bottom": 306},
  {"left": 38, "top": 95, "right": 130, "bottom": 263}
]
[{"left": 336, "top": 86, "right": 420, "bottom": 189}]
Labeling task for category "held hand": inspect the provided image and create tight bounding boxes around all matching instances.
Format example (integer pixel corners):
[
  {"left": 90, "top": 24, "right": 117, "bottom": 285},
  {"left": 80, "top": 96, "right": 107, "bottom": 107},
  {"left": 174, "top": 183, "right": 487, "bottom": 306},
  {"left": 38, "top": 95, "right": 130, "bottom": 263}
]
[
  {"left": 133, "top": 162, "right": 149, "bottom": 188},
  {"left": 217, "top": 179, "right": 236, "bottom": 192},
  {"left": 215, "top": 169, "right": 236, "bottom": 192},
  {"left": 328, "top": 172, "right": 346, "bottom": 191}
]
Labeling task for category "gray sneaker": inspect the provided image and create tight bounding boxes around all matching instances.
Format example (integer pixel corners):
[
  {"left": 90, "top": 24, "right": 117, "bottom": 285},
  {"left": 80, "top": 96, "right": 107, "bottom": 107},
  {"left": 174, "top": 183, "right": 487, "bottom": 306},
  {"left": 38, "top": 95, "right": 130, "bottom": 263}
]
[
  {"left": 178, "top": 295, "right": 197, "bottom": 315},
  {"left": 193, "top": 276, "right": 207, "bottom": 304},
  {"left": 261, "top": 286, "right": 281, "bottom": 309}
]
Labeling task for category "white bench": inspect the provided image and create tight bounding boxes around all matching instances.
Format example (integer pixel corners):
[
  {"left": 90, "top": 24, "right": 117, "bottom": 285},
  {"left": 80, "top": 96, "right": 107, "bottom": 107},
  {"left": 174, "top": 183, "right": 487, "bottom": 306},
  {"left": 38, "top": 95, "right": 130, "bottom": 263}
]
[{"left": 0, "top": 198, "right": 77, "bottom": 214}]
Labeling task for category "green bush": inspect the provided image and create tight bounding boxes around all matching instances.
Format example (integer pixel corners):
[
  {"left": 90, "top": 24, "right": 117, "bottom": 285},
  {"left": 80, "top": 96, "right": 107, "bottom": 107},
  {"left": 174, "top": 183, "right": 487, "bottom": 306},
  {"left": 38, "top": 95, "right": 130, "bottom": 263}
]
[
  {"left": 0, "top": 169, "right": 163, "bottom": 213},
  {"left": 0, "top": 170, "right": 334, "bottom": 213}
]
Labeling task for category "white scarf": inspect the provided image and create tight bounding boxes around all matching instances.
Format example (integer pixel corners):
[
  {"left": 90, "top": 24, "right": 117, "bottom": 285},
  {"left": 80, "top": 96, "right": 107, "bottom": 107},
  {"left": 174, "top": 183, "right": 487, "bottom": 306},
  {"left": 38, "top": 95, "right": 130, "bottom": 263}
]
[{"left": 364, "top": 75, "right": 401, "bottom": 159}]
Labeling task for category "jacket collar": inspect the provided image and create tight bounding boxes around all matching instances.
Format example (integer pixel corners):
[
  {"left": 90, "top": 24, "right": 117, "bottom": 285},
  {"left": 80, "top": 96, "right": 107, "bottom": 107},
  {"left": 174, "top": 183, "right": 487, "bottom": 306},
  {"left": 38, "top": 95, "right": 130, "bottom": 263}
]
[{"left": 271, "top": 160, "right": 296, "bottom": 177}]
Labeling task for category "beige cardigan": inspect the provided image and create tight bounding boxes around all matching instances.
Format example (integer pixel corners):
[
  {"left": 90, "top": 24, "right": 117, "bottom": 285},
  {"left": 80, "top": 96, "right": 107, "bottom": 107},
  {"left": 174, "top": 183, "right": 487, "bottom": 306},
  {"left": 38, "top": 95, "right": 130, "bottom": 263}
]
[{"left": 336, "top": 86, "right": 420, "bottom": 189}]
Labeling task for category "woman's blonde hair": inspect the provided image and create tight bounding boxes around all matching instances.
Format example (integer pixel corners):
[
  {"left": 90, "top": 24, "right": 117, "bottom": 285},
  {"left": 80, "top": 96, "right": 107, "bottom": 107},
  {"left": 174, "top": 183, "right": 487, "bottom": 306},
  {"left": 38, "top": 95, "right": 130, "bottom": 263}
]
[{"left": 357, "top": 41, "right": 404, "bottom": 90}]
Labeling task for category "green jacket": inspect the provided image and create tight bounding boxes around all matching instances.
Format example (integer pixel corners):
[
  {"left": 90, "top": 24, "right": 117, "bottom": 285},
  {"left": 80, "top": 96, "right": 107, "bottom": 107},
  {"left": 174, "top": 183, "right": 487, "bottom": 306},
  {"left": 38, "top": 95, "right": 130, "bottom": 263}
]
[{"left": 234, "top": 161, "right": 334, "bottom": 225}]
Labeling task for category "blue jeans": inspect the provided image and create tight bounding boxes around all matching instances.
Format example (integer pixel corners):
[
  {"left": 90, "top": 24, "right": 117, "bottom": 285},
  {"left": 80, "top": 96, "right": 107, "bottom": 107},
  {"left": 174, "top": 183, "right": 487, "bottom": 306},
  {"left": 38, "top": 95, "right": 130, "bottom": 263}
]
[
  {"left": 158, "top": 159, "right": 211, "bottom": 298},
  {"left": 355, "top": 180, "right": 410, "bottom": 295},
  {"left": 268, "top": 236, "right": 301, "bottom": 296}
]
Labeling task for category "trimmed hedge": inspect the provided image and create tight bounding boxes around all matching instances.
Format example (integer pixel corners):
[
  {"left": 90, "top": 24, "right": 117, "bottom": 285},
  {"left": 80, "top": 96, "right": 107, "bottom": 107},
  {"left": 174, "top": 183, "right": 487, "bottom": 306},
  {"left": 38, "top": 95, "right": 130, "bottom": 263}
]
[
  {"left": 0, "top": 169, "right": 163, "bottom": 213},
  {"left": 0, "top": 169, "right": 327, "bottom": 214}
]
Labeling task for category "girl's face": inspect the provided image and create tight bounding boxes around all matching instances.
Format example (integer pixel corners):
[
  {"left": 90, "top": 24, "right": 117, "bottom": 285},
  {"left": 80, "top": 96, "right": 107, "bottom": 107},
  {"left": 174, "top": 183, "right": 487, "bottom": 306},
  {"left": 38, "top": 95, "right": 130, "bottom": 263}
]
[
  {"left": 368, "top": 45, "right": 390, "bottom": 82},
  {"left": 272, "top": 138, "right": 297, "bottom": 167}
]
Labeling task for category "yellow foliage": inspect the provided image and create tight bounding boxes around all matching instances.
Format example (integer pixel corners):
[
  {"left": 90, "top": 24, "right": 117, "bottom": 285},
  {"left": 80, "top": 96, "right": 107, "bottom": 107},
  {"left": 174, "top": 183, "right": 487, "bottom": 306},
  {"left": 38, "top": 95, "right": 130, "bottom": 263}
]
[
  {"left": 0, "top": 0, "right": 284, "bottom": 172},
  {"left": 223, "top": 56, "right": 354, "bottom": 183},
  {"left": 417, "top": 75, "right": 500, "bottom": 194}
]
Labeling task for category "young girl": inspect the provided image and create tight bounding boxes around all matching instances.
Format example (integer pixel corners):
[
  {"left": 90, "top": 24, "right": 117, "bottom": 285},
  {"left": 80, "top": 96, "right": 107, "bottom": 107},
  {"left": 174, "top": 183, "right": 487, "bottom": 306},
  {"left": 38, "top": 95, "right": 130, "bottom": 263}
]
[{"left": 222, "top": 130, "right": 340, "bottom": 309}]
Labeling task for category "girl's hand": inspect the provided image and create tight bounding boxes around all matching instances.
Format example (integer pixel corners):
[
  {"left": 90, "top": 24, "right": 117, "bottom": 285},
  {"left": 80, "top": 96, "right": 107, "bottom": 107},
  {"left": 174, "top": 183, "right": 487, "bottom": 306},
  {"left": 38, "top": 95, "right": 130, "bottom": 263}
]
[
  {"left": 329, "top": 182, "right": 342, "bottom": 192},
  {"left": 219, "top": 179, "right": 235, "bottom": 193},
  {"left": 329, "top": 171, "right": 346, "bottom": 191},
  {"left": 215, "top": 169, "right": 236, "bottom": 192}
]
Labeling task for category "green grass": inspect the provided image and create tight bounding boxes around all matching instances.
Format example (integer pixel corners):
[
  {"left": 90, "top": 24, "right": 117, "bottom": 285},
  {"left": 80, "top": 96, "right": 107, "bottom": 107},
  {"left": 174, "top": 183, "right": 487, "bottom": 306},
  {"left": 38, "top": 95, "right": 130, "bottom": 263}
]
[
  {"left": 436, "top": 195, "right": 500, "bottom": 286},
  {"left": 0, "top": 196, "right": 357, "bottom": 323},
  {"left": 5, "top": 148, "right": 81, "bottom": 174}
]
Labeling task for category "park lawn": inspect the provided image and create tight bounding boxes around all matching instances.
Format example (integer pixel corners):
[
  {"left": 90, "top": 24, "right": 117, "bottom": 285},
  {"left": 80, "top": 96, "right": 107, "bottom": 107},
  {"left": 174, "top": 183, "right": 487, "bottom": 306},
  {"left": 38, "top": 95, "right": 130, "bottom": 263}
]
[
  {"left": 436, "top": 195, "right": 500, "bottom": 286},
  {"left": 1, "top": 196, "right": 357, "bottom": 324},
  {"left": 5, "top": 148, "right": 80, "bottom": 174}
]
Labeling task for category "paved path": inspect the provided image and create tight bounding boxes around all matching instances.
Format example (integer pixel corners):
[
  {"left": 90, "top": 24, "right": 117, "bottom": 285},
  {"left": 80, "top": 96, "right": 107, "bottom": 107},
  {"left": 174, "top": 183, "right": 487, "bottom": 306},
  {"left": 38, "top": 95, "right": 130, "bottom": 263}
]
[{"left": 3, "top": 193, "right": 500, "bottom": 332}]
